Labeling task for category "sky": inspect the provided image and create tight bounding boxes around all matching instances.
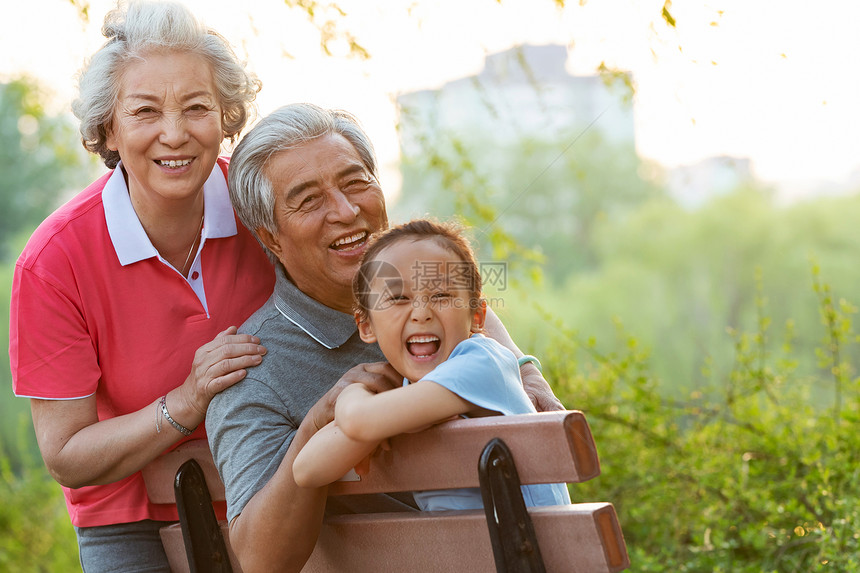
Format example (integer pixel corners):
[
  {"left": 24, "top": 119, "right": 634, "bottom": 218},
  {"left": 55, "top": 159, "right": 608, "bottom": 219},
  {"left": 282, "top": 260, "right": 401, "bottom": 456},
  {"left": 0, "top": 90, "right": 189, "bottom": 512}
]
[{"left": 3, "top": 0, "right": 860, "bottom": 202}]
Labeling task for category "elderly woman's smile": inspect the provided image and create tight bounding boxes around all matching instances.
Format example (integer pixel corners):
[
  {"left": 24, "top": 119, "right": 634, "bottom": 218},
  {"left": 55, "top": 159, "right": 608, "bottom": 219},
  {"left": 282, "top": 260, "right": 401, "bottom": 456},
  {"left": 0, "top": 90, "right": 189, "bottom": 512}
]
[{"left": 157, "top": 158, "right": 195, "bottom": 168}]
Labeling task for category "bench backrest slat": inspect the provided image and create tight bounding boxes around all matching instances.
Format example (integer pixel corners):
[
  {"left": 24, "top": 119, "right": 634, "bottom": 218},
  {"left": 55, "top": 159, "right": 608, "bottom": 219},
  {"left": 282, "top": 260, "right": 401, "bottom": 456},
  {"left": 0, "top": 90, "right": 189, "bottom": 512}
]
[
  {"left": 142, "top": 411, "right": 599, "bottom": 504},
  {"left": 160, "top": 503, "right": 630, "bottom": 573},
  {"left": 330, "top": 410, "right": 598, "bottom": 495}
]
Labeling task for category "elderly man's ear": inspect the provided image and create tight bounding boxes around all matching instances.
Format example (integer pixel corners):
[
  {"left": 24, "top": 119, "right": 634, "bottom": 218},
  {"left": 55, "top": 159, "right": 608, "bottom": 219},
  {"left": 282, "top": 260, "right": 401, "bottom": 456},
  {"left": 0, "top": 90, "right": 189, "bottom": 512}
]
[{"left": 257, "top": 227, "right": 284, "bottom": 262}]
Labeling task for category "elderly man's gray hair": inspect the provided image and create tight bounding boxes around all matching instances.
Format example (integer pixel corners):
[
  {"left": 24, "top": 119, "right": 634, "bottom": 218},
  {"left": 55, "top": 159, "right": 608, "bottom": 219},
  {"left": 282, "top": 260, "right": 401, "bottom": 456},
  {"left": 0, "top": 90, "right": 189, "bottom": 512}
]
[
  {"left": 228, "top": 103, "right": 380, "bottom": 264},
  {"left": 72, "top": 0, "right": 260, "bottom": 168}
]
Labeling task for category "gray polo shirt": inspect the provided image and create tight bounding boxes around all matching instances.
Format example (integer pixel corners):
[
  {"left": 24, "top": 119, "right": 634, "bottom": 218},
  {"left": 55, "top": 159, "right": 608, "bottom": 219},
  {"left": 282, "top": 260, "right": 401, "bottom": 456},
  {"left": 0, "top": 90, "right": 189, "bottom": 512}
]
[{"left": 207, "top": 264, "right": 388, "bottom": 522}]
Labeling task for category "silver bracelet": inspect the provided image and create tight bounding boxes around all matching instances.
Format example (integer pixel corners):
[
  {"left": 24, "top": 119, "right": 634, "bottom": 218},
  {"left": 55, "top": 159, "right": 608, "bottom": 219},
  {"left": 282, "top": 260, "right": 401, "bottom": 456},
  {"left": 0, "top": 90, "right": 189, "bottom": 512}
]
[
  {"left": 159, "top": 395, "right": 195, "bottom": 436},
  {"left": 155, "top": 398, "right": 162, "bottom": 433}
]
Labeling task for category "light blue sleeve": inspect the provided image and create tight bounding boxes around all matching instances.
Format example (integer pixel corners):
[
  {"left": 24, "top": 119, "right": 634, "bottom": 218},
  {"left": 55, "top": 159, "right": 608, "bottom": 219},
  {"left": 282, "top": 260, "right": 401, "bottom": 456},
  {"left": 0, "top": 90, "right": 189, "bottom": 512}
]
[
  {"left": 413, "top": 335, "right": 570, "bottom": 510},
  {"left": 417, "top": 334, "right": 537, "bottom": 416}
]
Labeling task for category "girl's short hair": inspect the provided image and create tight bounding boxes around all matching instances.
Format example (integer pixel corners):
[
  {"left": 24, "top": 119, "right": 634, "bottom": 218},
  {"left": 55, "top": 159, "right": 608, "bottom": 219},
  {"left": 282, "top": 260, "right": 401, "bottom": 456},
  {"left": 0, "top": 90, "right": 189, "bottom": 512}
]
[
  {"left": 353, "top": 219, "right": 482, "bottom": 319},
  {"left": 72, "top": 0, "right": 260, "bottom": 168}
]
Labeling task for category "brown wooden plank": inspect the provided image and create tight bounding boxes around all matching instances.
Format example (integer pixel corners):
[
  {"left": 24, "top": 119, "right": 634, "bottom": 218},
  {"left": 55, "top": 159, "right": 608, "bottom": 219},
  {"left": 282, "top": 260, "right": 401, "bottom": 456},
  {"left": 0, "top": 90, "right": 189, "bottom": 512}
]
[
  {"left": 142, "top": 440, "right": 224, "bottom": 504},
  {"left": 144, "top": 411, "right": 598, "bottom": 504},
  {"left": 329, "top": 410, "right": 600, "bottom": 495},
  {"left": 160, "top": 502, "right": 629, "bottom": 573},
  {"left": 160, "top": 523, "right": 243, "bottom": 573}
]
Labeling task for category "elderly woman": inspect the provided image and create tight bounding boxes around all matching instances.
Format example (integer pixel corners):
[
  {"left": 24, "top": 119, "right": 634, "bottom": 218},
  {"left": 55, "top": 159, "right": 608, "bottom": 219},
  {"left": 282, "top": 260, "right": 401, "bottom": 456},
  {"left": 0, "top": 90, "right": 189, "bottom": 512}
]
[{"left": 8, "top": 1, "right": 274, "bottom": 570}]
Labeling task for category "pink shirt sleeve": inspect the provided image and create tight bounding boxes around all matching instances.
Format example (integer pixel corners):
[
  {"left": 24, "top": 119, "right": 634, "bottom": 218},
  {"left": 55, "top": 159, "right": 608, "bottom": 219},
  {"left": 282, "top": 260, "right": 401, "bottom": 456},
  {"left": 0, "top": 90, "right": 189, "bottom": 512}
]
[{"left": 10, "top": 248, "right": 101, "bottom": 399}]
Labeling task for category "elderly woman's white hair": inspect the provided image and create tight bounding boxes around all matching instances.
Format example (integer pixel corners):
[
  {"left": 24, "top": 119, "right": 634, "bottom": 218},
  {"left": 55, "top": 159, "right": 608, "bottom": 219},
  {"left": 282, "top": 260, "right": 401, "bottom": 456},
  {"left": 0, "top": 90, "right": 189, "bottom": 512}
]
[{"left": 72, "top": 0, "right": 260, "bottom": 168}]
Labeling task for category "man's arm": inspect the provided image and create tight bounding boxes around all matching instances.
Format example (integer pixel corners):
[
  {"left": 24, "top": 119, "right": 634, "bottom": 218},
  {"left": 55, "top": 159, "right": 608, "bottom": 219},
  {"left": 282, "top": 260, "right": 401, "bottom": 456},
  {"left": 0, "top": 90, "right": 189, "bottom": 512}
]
[
  {"left": 218, "top": 361, "right": 402, "bottom": 573},
  {"left": 228, "top": 413, "right": 328, "bottom": 573},
  {"left": 483, "top": 308, "right": 565, "bottom": 411}
]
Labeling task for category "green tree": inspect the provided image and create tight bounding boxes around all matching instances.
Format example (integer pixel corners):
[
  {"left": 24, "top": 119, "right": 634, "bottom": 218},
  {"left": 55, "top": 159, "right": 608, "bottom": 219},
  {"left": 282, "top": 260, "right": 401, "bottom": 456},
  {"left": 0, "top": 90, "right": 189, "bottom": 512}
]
[
  {"left": 395, "top": 128, "right": 662, "bottom": 285},
  {"left": 0, "top": 431, "right": 78, "bottom": 572},
  {"left": 494, "top": 184, "right": 860, "bottom": 400},
  {"left": 543, "top": 267, "right": 860, "bottom": 571},
  {"left": 0, "top": 77, "right": 94, "bottom": 260}
]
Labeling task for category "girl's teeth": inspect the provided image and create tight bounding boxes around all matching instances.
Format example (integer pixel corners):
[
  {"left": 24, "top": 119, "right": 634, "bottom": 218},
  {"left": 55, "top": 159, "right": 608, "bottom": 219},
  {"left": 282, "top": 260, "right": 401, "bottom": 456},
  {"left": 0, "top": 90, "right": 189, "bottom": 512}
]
[{"left": 408, "top": 336, "right": 438, "bottom": 343}]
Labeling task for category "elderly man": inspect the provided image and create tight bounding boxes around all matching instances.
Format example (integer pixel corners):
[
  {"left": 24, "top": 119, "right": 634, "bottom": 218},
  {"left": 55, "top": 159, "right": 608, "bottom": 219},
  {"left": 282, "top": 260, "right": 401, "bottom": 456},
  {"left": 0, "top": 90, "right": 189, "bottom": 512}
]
[{"left": 207, "top": 103, "right": 563, "bottom": 573}]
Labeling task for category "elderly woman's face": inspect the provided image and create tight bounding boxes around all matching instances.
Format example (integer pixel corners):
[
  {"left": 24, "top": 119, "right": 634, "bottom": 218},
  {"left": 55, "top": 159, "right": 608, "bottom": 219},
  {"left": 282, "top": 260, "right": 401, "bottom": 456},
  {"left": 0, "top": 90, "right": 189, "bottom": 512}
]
[{"left": 106, "top": 51, "right": 223, "bottom": 208}]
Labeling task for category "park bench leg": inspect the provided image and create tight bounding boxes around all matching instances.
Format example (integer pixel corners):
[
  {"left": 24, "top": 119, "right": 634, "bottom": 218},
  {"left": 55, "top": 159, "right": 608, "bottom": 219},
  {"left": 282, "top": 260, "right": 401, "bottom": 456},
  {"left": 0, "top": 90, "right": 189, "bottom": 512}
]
[
  {"left": 174, "top": 459, "right": 234, "bottom": 573},
  {"left": 479, "top": 438, "right": 547, "bottom": 573}
]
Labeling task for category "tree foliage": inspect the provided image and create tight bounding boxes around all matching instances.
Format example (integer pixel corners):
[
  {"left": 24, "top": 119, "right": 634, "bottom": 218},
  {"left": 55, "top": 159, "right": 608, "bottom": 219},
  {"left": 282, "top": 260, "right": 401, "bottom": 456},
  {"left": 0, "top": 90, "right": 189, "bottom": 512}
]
[
  {"left": 394, "top": 126, "right": 662, "bottom": 285},
  {"left": 0, "top": 428, "right": 78, "bottom": 571},
  {"left": 392, "top": 85, "right": 860, "bottom": 570},
  {"left": 546, "top": 265, "right": 860, "bottom": 571},
  {"left": 0, "top": 78, "right": 94, "bottom": 261},
  {"left": 495, "top": 187, "right": 860, "bottom": 399}
]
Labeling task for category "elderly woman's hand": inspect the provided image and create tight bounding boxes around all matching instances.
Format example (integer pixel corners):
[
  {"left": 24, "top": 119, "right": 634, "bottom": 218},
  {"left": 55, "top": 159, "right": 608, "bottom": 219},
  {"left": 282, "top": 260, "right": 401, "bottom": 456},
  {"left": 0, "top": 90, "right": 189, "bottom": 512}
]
[
  {"left": 521, "top": 363, "right": 565, "bottom": 412},
  {"left": 176, "top": 326, "right": 267, "bottom": 420}
]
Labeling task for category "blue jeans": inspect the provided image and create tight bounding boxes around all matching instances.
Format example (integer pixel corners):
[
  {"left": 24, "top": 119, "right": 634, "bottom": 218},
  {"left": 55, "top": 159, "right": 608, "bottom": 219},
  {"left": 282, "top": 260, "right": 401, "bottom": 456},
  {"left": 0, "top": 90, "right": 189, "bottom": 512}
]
[{"left": 75, "top": 520, "right": 173, "bottom": 573}]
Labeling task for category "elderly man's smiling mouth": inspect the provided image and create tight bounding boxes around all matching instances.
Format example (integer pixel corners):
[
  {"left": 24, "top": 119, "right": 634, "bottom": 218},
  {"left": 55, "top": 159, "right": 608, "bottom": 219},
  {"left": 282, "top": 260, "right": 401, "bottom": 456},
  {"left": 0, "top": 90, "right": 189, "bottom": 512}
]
[{"left": 330, "top": 231, "right": 369, "bottom": 252}]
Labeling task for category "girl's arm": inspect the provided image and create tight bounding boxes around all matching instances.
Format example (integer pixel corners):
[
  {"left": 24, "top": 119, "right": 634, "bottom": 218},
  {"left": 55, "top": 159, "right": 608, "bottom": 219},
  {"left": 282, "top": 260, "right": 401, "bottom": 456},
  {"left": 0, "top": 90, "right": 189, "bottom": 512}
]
[
  {"left": 292, "top": 380, "right": 474, "bottom": 488},
  {"left": 334, "top": 381, "right": 474, "bottom": 443},
  {"left": 292, "top": 421, "right": 378, "bottom": 488}
]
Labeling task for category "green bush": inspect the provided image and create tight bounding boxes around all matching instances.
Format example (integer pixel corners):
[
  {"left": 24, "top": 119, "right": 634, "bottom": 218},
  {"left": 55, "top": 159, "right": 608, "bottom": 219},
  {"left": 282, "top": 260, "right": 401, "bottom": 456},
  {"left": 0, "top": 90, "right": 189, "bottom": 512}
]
[
  {"left": 547, "top": 266, "right": 860, "bottom": 572},
  {"left": 0, "top": 423, "right": 78, "bottom": 572}
]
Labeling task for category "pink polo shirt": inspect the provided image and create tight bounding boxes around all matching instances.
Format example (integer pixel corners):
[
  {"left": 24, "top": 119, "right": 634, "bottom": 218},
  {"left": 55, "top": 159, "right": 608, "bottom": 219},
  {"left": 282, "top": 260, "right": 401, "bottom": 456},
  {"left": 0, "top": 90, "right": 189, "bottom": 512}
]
[{"left": 8, "top": 157, "right": 274, "bottom": 527}]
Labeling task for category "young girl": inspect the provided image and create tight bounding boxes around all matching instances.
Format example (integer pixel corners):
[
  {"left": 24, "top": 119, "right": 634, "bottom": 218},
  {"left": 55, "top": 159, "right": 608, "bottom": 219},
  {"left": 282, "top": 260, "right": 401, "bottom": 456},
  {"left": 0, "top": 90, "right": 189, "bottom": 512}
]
[{"left": 293, "top": 219, "right": 570, "bottom": 510}]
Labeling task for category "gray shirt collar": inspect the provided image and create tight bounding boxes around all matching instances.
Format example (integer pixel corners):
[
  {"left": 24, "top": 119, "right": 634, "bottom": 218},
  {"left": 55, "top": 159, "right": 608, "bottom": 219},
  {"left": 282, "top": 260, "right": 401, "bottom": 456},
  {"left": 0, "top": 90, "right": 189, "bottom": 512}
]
[{"left": 272, "top": 264, "right": 358, "bottom": 349}]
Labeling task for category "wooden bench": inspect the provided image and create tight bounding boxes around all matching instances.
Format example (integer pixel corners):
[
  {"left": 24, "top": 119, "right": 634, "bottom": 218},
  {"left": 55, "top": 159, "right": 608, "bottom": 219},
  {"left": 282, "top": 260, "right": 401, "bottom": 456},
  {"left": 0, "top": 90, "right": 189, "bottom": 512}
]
[{"left": 142, "top": 410, "right": 629, "bottom": 572}]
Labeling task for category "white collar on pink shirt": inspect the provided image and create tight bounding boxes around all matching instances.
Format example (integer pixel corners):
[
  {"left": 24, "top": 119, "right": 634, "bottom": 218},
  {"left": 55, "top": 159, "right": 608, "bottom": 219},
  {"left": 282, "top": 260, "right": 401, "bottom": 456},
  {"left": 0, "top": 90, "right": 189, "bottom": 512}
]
[{"left": 102, "top": 159, "right": 238, "bottom": 267}]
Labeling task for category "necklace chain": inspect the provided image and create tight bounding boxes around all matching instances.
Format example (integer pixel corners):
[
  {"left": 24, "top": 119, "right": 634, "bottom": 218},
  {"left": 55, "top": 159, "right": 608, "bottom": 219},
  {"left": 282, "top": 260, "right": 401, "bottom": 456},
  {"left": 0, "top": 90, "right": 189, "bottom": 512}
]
[{"left": 181, "top": 213, "right": 205, "bottom": 277}]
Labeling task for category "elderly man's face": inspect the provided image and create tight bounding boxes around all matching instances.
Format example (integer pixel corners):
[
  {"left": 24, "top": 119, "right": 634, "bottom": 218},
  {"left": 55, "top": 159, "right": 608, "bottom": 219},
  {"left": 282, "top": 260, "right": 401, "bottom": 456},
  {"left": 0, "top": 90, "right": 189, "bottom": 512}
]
[{"left": 259, "top": 133, "right": 388, "bottom": 312}]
